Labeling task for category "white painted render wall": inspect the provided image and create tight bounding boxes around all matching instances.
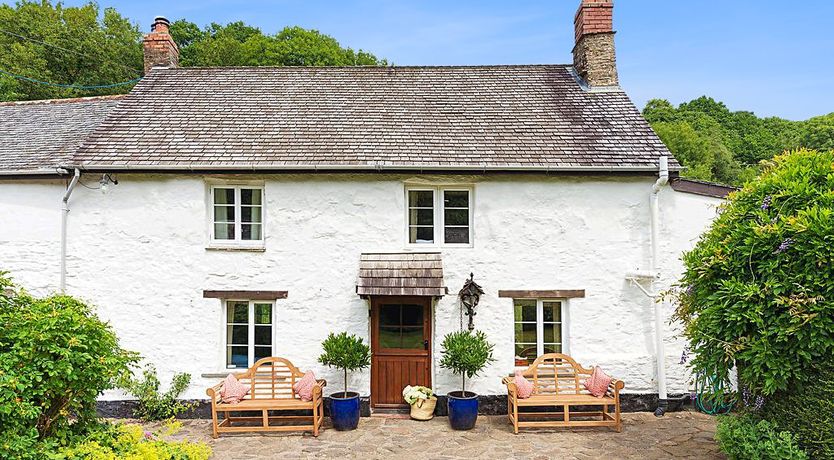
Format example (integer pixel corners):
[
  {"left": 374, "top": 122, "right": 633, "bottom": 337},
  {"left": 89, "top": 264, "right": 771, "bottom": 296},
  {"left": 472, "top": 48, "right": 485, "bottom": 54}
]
[{"left": 0, "top": 173, "right": 722, "bottom": 400}]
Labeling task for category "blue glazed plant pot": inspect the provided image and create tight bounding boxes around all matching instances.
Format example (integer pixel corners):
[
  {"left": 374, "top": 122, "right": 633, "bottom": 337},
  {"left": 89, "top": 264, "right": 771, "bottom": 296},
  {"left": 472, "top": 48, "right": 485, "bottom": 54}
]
[
  {"left": 330, "top": 392, "right": 361, "bottom": 430},
  {"left": 447, "top": 391, "right": 478, "bottom": 430}
]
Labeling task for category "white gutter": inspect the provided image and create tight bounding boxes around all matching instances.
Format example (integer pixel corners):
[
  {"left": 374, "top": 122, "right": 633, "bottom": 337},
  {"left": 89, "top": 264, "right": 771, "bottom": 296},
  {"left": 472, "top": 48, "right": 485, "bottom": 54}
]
[
  {"left": 650, "top": 156, "right": 669, "bottom": 415},
  {"left": 59, "top": 168, "right": 81, "bottom": 292},
  {"left": 60, "top": 163, "right": 679, "bottom": 173}
]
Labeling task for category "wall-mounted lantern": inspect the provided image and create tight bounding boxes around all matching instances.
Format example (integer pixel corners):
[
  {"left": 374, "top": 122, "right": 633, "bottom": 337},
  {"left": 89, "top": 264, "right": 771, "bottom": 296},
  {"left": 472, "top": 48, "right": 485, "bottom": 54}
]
[{"left": 458, "top": 272, "right": 484, "bottom": 331}]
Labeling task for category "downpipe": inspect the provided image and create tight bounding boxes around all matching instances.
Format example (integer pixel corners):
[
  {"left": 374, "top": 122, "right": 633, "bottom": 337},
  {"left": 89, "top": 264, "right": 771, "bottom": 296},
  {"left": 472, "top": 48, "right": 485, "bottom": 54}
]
[
  {"left": 60, "top": 168, "right": 81, "bottom": 293},
  {"left": 651, "top": 156, "right": 669, "bottom": 416}
]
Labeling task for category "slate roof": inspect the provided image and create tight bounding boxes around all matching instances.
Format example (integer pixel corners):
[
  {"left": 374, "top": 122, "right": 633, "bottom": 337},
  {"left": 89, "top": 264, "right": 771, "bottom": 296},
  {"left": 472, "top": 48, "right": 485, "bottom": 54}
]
[
  {"left": 0, "top": 96, "right": 123, "bottom": 174},
  {"left": 74, "top": 65, "right": 677, "bottom": 172},
  {"left": 357, "top": 253, "right": 446, "bottom": 297}
]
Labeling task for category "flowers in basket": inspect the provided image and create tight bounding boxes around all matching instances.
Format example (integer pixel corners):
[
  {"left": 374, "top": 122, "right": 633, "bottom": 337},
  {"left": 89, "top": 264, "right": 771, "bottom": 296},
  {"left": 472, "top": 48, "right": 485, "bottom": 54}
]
[
  {"left": 402, "top": 385, "right": 434, "bottom": 405},
  {"left": 403, "top": 385, "right": 437, "bottom": 420}
]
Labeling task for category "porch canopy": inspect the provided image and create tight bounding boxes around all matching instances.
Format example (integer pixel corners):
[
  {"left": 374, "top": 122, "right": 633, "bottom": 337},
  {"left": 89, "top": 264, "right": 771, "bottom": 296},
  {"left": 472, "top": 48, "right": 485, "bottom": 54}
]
[{"left": 357, "top": 253, "right": 447, "bottom": 297}]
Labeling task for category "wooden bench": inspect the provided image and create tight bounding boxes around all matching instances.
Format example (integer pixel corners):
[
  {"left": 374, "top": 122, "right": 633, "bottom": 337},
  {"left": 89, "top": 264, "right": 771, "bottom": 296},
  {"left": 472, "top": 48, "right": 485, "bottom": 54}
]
[
  {"left": 206, "top": 357, "right": 326, "bottom": 438},
  {"left": 502, "top": 353, "right": 624, "bottom": 433}
]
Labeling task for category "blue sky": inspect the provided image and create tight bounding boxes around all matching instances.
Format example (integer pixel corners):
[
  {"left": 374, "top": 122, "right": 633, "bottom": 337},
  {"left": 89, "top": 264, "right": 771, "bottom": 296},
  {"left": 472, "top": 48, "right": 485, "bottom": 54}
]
[{"left": 50, "top": 1, "right": 834, "bottom": 120}]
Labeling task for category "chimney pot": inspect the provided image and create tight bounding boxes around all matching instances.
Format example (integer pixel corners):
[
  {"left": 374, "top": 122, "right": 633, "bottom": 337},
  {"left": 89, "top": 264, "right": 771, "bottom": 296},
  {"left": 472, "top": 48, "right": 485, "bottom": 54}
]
[
  {"left": 143, "top": 15, "right": 178, "bottom": 75},
  {"left": 572, "top": 0, "right": 618, "bottom": 87},
  {"left": 152, "top": 16, "right": 171, "bottom": 33}
]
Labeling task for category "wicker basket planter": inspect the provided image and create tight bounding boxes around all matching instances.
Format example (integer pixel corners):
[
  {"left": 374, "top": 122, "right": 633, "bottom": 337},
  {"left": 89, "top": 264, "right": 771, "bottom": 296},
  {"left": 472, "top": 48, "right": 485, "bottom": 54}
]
[{"left": 409, "top": 396, "right": 437, "bottom": 420}]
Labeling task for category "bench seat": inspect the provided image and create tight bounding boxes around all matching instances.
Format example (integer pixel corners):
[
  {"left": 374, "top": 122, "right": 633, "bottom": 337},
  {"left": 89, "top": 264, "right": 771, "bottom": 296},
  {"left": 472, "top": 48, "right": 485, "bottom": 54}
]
[{"left": 515, "top": 393, "right": 616, "bottom": 406}]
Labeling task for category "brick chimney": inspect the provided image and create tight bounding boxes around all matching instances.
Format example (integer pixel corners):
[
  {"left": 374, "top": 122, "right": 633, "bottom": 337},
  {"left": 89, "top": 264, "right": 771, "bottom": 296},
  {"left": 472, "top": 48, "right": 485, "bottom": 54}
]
[
  {"left": 143, "top": 16, "right": 178, "bottom": 74},
  {"left": 572, "top": 0, "right": 618, "bottom": 87}
]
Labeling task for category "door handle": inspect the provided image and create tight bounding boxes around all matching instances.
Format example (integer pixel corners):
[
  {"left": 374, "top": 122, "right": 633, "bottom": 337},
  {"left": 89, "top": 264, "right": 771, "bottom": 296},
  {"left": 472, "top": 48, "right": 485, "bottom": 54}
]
[{"left": 423, "top": 340, "right": 429, "bottom": 351}]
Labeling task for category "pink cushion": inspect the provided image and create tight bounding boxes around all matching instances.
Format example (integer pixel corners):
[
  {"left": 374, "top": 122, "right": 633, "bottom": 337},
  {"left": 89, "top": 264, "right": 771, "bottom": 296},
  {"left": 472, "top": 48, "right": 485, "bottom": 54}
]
[
  {"left": 584, "top": 366, "right": 612, "bottom": 398},
  {"left": 293, "top": 371, "right": 317, "bottom": 402},
  {"left": 220, "top": 374, "right": 249, "bottom": 404},
  {"left": 514, "top": 370, "right": 534, "bottom": 399}
]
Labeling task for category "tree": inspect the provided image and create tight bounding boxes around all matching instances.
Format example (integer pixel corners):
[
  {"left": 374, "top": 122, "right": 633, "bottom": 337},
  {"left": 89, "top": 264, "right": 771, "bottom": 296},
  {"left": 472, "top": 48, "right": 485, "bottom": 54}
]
[{"left": 318, "top": 332, "right": 371, "bottom": 397}]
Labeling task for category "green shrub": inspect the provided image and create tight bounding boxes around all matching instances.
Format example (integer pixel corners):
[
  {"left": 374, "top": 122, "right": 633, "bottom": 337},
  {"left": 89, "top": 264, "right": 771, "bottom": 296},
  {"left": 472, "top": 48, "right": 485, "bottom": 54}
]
[
  {"left": 761, "top": 362, "right": 834, "bottom": 459},
  {"left": 439, "top": 330, "right": 495, "bottom": 394},
  {"left": 0, "top": 274, "right": 139, "bottom": 459},
  {"left": 318, "top": 332, "right": 371, "bottom": 396},
  {"left": 672, "top": 149, "right": 834, "bottom": 396},
  {"left": 54, "top": 420, "right": 211, "bottom": 460},
  {"left": 119, "top": 365, "right": 194, "bottom": 421},
  {"left": 716, "top": 414, "right": 807, "bottom": 460}
]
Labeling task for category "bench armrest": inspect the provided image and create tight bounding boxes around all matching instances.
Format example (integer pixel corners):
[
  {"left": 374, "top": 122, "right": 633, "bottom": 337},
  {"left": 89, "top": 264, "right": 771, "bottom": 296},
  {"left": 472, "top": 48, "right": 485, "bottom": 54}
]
[{"left": 608, "top": 378, "right": 624, "bottom": 397}]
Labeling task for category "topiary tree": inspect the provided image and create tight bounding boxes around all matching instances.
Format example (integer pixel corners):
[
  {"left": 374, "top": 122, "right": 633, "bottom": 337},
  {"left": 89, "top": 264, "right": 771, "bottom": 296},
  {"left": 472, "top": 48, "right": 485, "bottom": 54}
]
[
  {"left": 439, "top": 330, "right": 495, "bottom": 394},
  {"left": 318, "top": 332, "right": 371, "bottom": 397},
  {"left": 0, "top": 273, "right": 138, "bottom": 458},
  {"left": 672, "top": 149, "right": 834, "bottom": 398}
]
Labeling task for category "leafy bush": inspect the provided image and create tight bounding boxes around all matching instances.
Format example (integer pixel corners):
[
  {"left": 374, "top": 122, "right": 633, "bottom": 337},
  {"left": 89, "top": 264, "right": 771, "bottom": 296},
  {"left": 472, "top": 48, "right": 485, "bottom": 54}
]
[
  {"left": 0, "top": 274, "right": 138, "bottom": 459},
  {"left": 55, "top": 420, "right": 211, "bottom": 460},
  {"left": 439, "top": 330, "right": 495, "bottom": 394},
  {"left": 318, "top": 332, "right": 371, "bottom": 396},
  {"left": 119, "top": 365, "right": 194, "bottom": 421},
  {"left": 672, "top": 149, "right": 834, "bottom": 397},
  {"left": 715, "top": 414, "right": 807, "bottom": 460},
  {"left": 761, "top": 362, "right": 834, "bottom": 459}
]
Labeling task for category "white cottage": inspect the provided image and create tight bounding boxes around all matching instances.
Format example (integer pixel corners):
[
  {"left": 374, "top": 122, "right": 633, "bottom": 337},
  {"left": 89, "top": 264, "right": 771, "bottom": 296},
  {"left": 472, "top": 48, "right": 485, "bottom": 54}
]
[{"left": 0, "top": 0, "right": 733, "bottom": 415}]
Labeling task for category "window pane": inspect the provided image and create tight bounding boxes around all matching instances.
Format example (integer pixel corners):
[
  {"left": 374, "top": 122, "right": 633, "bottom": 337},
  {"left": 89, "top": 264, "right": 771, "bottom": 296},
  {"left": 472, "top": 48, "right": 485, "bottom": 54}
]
[
  {"left": 515, "top": 344, "right": 538, "bottom": 365},
  {"left": 444, "top": 227, "right": 469, "bottom": 244},
  {"left": 241, "top": 224, "right": 262, "bottom": 240},
  {"left": 214, "top": 205, "right": 235, "bottom": 222},
  {"left": 227, "top": 325, "right": 248, "bottom": 345},
  {"left": 227, "top": 303, "right": 248, "bottom": 322},
  {"left": 227, "top": 346, "right": 248, "bottom": 368},
  {"left": 401, "top": 305, "right": 423, "bottom": 326},
  {"left": 513, "top": 300, "right": 537, "bottom": 322},
  {"left": 514, "top": 322, "right": 537, "bottom": 343},
  {"left": 444, "top": 190, "right": 469, "bottom": 208},
  {"left": 214, "top": 188, "right": 235, "bottom": 205},
  {"left": 409, "top": 227, "right": 434, "bottom": 244},
  {"left": 444, "top": 209, "right": 469, "bottom": 226},
  {"left": 543, "top": 344, "right": 562, "bottom": 354},
  {"left": 379, "top": 305, "right": 400, "bottom": 327},
  {"left": 241, "top": 188, "right": 262, "bottom": 205},
  {"left": 379, "top": 326, "right": 400, "bottom": 348},
  {"left": 214, "top": 223, "right": 235, "bottom": 240},
  {"left": 401, "top": 327, "right": 423, "bottom": 349},
  {"left": 409, "top": 209, "right": 434, "bottom": 226},
  {"left": 254, "top": 304, "right": 272, "bottom": 324},
  {"left": 241, "top": 206, "right": 262, "bottom": 223},
  {"left": 408, "top": 190, "right": 433, "bottom": 207},
  {"left": 543, "top": 323, "right": 561, "bottom": 344},
  {"left": 254, "top": 346, "right": 271, "bottom": 361},
  {"left": 543, "top": 302, "right": 561, "bottom": 322},
  {"left": 255, "top": 325, "right": 272, "bottom": 345}
]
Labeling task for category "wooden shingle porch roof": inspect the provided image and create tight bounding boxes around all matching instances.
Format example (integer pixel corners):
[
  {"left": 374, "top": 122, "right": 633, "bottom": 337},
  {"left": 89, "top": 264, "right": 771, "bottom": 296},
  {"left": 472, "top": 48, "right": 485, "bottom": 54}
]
[{"left": 357, "top": 253, "right": 447, "bottom": 297}]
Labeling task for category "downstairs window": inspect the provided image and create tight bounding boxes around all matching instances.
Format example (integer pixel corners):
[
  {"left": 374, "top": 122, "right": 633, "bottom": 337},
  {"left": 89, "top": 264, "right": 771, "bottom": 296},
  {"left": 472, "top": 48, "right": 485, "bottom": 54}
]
[
  {"left": 225, "top": 300, "right": 274, "bottom": 369},
  {"left": 513, "top": 299, "right": 566, "bottom": 367}
]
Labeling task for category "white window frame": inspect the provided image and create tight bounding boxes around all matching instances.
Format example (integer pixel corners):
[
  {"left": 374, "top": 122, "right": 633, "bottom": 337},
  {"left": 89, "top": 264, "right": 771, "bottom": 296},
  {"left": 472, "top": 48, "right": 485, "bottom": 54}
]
[
  {"left": 513, "top": 298, "right": 570, "bottom": 368},
  {"left": 222, "top": 300, "right": 276, "bottom": 369},
  {"left": 404, "top": 185, "right": 474, "bottom": 248},
  {"left": 207, "top": 183, "right": 265, "bottom": 249}
]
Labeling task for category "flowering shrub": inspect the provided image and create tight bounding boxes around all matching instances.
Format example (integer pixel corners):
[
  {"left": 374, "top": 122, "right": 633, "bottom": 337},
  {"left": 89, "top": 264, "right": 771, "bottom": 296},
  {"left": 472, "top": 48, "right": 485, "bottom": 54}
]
[
  {"left": 672, "top": 149, "right": 834, "bottom": 397},
  {"left": 54, "top": 420, "right": 211, "bottom": 460},
  {"left": 119, "top": 365, "right": 194, "bottom": 421},
  {"left": 402, "top": 385, "right": 434, "bottom": 405}
]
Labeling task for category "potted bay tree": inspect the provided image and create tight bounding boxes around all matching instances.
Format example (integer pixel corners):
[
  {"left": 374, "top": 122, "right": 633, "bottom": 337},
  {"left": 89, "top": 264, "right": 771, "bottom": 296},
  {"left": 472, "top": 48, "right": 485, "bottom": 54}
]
[
  {"left": 318, "top": 331, "right": 371, "bottom": 430},
  {"left": 439, "top": 329, "right": 495, "bottom": 430}
]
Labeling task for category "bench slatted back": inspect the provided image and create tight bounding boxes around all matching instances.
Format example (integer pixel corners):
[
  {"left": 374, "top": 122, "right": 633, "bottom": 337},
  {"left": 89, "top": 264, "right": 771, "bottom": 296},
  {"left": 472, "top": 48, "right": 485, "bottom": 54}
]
[
  {"left": 526, "top": 353, "right": 591, "bottom": 395},
  {"left": 236, "top": 357, "right": 305, "bottom": 400}
]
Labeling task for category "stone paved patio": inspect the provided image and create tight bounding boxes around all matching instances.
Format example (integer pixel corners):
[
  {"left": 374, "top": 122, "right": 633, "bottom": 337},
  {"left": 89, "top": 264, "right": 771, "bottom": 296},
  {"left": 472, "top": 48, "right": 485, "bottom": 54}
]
[{"left": 147, "top": 410, "right": 723, "bottom": 459}]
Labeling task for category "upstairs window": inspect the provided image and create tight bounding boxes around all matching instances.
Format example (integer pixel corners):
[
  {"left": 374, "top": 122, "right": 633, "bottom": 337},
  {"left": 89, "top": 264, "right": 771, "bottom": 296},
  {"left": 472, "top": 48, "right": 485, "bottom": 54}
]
[
  {"left": 211, "top": 185, "right": 263, "bottom": 245},
  {"left": 225, "top": 300, "right": 274, "bottom": 369},
  {"left": 406, "top": 186, "right": 472, "bottom": 245}
]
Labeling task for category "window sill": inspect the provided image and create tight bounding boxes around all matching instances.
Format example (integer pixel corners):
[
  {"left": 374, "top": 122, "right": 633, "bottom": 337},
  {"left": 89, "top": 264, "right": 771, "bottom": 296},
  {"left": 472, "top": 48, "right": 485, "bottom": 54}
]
[
  {"left": 405, "top": 243, "right": 474, "bottom": 250},
  {"left": 206, "top": 245, "right": 266, "bottom": 252}
]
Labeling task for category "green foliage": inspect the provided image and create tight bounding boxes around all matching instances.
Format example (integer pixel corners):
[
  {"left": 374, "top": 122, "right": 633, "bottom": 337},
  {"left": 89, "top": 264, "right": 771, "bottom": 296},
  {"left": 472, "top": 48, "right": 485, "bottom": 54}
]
[
  {"left": 0, "top": 0, "right": 142, "bottom": 101},
  {"left": 53, "top": 420, "right": 211, "bottom": 460},
  {"left": 760, "top": 362, "right": 834, "bottom": 459},
  {"left": 118, "top": 365, "right": 193, "bottom": 422},
  {"left": 644, "top": 96, "right": 834, "bottom": 185},
  {"left": 439, "top": 330, "right": 495, "bottom": 393},
  {"left": 318, "top": 332, "right": 371, "bottom": 395},
  {"left": 169, "top": 21, "right": 387, "bottom": 67},
  {"left": 715, "top": 414, "right": 807, "bottom": 460},
  {"left": 672, "top": 149, "right": 834, "bottom": 397},
  {"left": 0, "top": 274, "right": 139, "bottom": 459}
]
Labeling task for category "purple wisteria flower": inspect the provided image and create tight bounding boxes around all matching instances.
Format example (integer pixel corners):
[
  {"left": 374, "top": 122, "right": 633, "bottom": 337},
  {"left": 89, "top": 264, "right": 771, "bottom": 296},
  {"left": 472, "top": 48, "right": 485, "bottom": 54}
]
[
  {"left": 679, "top": 346, "right": 691, "bottom": 365},
  {"left": 685, "top": 284, "right": 695, "bottom": 296},
  {"left": 761, "top": 195, "right": 772, "bottom": 210},
  {"left": 741, "top": 386, "right": 766, "bottom": 411},
  {"left": 775, "top": 238, "right": 794, "bottom": 254}
]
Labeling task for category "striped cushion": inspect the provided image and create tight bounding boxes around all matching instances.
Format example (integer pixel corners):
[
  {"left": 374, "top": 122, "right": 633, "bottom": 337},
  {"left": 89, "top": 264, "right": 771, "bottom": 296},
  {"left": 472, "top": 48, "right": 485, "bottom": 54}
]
[
  {"left": 293, "top": 371, "right": 317, "bottom": 401},
  {"left": 514, "top": 370, "right": 534, "bottom": 399},
  {"left": 584, "top": 366, "right": 612, "bottom": 398},
  {"left": 220, "top": 374, "right": 249, "bottom": 404}
]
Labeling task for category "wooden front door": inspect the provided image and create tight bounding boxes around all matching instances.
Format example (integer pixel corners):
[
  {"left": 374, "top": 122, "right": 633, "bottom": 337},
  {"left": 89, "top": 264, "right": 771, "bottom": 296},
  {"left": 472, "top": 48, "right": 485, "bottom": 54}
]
[{"left": 370, "top": 297, "right": 432, "bottom": 408}]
